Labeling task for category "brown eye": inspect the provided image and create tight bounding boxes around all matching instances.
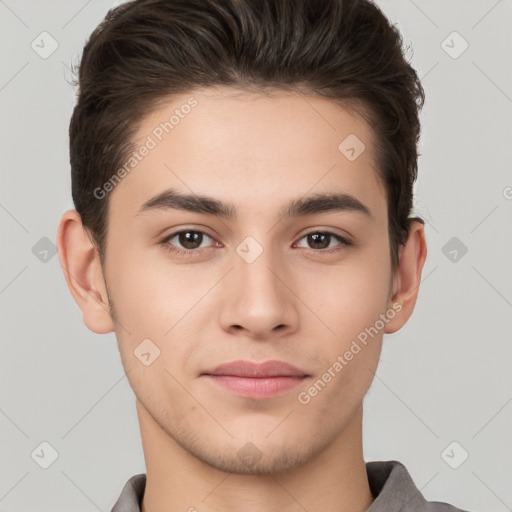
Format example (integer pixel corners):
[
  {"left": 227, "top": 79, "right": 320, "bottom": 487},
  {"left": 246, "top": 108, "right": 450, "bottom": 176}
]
[
  {"left": 307, "top": 233, "right": 330, "bottom": 249},
  {"left": 296, "top": 231, "right": 352, "bottom": 251},
  {"left": 162, "top": 230, "right": 215, "bottom": 255},
  {"left": 177, "top": 231, "right": 204, "bottom": 249}
]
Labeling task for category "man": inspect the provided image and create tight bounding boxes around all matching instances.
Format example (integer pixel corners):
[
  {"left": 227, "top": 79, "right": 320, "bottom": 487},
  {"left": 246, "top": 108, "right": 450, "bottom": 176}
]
[{"left": 56, "top": 0, "right": 471, "bottom": 510}]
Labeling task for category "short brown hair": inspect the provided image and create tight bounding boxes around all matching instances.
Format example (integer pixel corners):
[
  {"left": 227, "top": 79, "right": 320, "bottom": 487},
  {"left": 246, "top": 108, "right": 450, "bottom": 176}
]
[{"left": 69, "top": 0, "right": 425, "bottom": 272}]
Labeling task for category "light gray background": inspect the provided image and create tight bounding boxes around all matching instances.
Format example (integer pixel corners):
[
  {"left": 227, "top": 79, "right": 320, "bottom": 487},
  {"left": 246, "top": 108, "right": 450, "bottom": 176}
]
[{"left": 1, "top": 0, "right": 511, "bottom": 511}]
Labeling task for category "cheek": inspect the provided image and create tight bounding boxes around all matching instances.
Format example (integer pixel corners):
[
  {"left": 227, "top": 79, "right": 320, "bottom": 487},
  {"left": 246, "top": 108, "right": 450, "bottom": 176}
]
[
  {"left": 302, "top": 267, "right": 388, "bottom": 412},
  {"left": 310, "top": 257, "right": 391, "bottom": 335},
  {"left": 106, "top": 249, "right": 213, "bottom": 377},
  {"left": 106, "top": 243, "right": 193, "bottom": 332},
  {"left": 297, "top": 251, "right": 391, "bottom": 399}
]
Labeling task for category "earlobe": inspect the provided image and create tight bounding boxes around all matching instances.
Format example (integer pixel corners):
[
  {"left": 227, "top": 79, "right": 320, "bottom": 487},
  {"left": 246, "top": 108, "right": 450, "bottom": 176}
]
[
  {"left": 56, "top": 210, "right": 115, "bottom": 334},
  {"left": 384, "top": 220, "right": 427, "bottom": 334}
]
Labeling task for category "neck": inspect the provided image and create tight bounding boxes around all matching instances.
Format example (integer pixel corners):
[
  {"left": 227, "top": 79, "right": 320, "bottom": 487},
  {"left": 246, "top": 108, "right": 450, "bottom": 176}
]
[{"left": 138, "top": 400, "right": 374, "bottom": 512}]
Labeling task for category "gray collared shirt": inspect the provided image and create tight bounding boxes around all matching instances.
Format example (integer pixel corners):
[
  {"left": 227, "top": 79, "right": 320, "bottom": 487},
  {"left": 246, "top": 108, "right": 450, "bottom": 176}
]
[{"left": 110, "top": 460, "right": 472, "bottom": 511}]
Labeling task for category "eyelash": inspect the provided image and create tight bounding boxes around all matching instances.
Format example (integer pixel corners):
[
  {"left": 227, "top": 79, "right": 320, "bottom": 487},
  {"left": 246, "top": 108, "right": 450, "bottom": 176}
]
[{"left": 159, "top": 229, "right": 352, "bottom": 257}]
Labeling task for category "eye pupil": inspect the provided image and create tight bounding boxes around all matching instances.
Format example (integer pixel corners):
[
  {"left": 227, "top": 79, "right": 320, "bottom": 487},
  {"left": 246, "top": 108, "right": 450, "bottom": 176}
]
[
  {"left": 308, "top": 233, "right": 330, "bottom": 249},
  {"left": 179, "top": 231, "right": 202, "bottom": 249}
]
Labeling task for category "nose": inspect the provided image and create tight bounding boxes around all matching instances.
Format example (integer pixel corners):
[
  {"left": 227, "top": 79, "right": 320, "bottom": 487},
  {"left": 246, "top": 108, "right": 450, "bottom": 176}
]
[{"left": 218, "top": 243, "right": 299, "bottom": 339}]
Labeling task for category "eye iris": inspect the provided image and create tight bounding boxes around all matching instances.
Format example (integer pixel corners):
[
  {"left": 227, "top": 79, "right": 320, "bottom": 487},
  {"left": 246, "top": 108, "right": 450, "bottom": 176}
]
[
  {"left": 308, "top": 233, "right": 330, "bottom": 249},
  {"left": 179, "top": 231, "right": 202, "bottom": 249}
]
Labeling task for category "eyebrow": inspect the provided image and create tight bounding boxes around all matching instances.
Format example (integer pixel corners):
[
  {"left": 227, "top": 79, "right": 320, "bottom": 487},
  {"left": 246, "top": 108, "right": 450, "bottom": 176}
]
[{"left": 135, "top": 188, "right": 373, "bottom": 220}]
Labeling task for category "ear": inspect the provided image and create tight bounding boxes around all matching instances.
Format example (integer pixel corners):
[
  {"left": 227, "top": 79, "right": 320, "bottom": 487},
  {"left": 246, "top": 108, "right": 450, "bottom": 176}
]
[
  {"left": 56, "top": 209, "right": 115, "bottom": 334},
  {"left": 384, "top": 220, "right": 427, "bottom": 334}
]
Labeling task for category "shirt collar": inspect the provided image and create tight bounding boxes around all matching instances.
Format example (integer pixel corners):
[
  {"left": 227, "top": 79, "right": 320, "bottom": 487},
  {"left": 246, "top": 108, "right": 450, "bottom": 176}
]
[
  {"left": 110, "top": 460, "right": 442, "bottom": 512},
  {"left": 365, "top": 460, "right": 431, "bottom": 510}
]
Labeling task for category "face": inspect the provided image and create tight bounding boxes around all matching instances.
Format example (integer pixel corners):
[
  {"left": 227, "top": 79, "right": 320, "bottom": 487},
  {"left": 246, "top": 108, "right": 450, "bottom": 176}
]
[{"left": 101, "top": 87, "right": 397, "bottom": 474}]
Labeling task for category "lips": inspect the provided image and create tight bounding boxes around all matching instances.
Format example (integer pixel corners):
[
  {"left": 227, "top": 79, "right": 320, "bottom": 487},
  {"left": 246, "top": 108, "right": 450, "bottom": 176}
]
[
  {"left": 201, "top": 360, "right": 309, "bottom": 399},
  {"left": 202, "top": 359, "right": 308, "bottom": 378}
]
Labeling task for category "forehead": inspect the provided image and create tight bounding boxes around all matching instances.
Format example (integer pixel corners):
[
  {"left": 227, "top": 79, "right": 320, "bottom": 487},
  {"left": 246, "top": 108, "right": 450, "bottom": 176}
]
[{"left": 109, "top": 87, "right": 387, "bottom": 224}]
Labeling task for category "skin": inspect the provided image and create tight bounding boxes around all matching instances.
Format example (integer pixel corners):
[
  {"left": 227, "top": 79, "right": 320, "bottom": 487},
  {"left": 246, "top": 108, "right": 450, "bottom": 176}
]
[{"left": 57, "top": 87, "right": 427, "bottom": 512}]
